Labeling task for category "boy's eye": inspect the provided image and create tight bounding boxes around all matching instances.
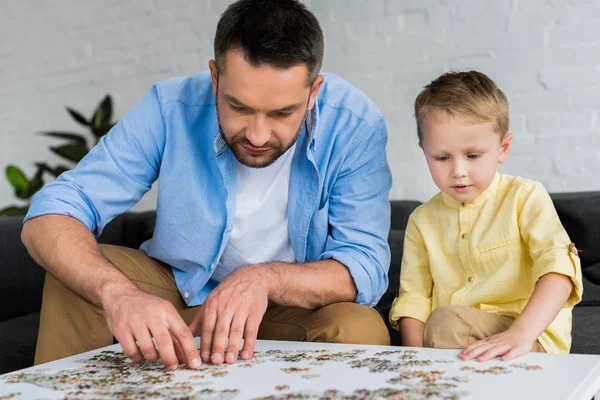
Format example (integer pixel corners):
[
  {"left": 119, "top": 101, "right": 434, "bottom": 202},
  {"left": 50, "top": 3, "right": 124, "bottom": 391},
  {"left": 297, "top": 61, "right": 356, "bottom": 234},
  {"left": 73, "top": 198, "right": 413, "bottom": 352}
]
[
  {"left": 467, "top": 153, "right": 480, "bottom": 159},
  {"left": 435, "top": 156, "right": 449, "bottom": 161}
]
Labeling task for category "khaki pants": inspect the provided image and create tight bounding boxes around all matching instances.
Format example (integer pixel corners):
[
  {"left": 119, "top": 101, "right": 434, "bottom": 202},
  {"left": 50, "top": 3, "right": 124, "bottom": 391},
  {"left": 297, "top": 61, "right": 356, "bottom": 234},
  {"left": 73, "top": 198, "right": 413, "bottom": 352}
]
[
  {"left": 35, "top": 245, "right": 390, "bottom": 365},
  {"left": 423, "top": 305, "right": 545, "bottom": 353}
]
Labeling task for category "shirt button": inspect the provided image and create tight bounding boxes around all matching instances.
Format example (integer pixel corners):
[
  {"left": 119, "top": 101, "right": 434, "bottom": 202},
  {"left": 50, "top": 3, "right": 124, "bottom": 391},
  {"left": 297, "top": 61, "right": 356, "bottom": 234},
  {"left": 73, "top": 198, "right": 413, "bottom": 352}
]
[
  {"left": 467, "top": 276, "right": 473, "bottom": 282},
  {"left": 211, "top": 263, "right": 216, "bottom": 269},
  {"left": 461, "top": 233, "right": 468, "bottom": 239},
  {"left": 183, "top": 292, "right": 190, "bottom": 299},
  {"left": 461, "top": 202, "right": 467, "bottom": 207}
]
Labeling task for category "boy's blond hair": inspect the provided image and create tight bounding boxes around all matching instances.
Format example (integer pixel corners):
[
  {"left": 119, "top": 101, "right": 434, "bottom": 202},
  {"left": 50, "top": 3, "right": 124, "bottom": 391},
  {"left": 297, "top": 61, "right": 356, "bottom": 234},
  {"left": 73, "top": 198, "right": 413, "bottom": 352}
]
[{"left": 414, "top": 70, "right": 509, "bottom": 143}]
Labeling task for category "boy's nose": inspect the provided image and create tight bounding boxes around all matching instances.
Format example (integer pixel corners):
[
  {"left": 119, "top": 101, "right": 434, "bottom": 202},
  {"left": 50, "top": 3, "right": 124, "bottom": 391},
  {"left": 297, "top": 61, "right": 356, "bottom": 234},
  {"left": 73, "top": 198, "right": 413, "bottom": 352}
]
[{"left": 452, "top": 163, "right": 467, "bottom": 178}]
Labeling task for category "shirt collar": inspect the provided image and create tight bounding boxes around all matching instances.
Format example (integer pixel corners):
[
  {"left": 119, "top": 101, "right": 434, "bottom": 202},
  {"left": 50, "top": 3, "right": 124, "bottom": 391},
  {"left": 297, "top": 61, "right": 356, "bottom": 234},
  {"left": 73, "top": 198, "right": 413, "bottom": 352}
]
[{"left": 442, "top": 172, "right": 501, "bottom": 209}]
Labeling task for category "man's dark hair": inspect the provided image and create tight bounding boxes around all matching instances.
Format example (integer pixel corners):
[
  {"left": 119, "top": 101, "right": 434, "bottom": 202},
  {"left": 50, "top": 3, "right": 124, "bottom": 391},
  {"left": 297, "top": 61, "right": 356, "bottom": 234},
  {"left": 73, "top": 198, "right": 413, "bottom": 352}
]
[{"left": 214, "top": 0, "right": 324, "bottom": 85}]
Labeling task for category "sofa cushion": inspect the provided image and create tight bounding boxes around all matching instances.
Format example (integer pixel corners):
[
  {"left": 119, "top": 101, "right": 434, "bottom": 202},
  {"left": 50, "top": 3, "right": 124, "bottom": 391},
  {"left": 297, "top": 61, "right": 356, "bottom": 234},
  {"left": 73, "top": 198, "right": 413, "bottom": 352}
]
[
  {"left": 0, "top": 312, "right": 39, "bottom": 374},
  {"left": 571, "top": 305, "right": 600, "bottom": 355},
  {"left": 550, "top": 192, "right": 600, "bottom": 285},
  {"left": 0, "top": 216, "right": 45, "bottom": 322}
]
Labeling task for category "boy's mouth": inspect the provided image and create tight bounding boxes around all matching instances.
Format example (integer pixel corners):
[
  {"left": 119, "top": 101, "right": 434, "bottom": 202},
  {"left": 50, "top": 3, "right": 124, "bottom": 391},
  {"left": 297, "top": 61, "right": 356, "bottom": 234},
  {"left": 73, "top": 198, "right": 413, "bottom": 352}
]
[{"left": 452, "top": 184, "right": 471, "bottom": 191}]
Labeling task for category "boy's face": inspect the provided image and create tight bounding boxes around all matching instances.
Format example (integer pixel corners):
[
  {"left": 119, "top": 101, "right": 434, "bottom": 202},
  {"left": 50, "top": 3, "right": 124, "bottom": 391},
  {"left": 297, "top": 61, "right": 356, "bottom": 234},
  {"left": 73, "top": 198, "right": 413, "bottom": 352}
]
[{"left": 419, "top": 113, "right": 513, "bottom": 202}]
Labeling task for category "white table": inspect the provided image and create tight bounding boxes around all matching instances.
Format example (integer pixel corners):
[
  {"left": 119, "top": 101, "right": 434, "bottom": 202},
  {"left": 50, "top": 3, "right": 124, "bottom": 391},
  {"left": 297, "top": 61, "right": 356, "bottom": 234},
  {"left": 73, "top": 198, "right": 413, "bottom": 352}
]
[{"left": 1, "top": 339, "right": 600, "bottom": 399}]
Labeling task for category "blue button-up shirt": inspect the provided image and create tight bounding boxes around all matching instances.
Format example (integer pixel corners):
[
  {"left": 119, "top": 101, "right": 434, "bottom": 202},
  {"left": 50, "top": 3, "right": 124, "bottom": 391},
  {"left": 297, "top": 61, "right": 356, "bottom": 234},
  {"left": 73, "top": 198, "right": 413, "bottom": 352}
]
[{"left": 25, "top": 72, "right": 392, "bottom": 307}]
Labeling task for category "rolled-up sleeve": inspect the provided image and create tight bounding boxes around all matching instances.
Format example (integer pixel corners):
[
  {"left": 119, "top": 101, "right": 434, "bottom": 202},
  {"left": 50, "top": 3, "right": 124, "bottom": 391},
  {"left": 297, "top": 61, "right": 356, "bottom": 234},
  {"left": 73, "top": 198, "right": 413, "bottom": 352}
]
[
  {"left": 318, "top": 118, "right": 392, "bottom": 306},
  {"left": 24, "top": 85, "right": 166, "bottom": 236},
  {"left": 388, "top": 215, "right": 433, "bottom": 328},
  {"left": 518, "top": 182, "right": 583, "bottom": 307}
]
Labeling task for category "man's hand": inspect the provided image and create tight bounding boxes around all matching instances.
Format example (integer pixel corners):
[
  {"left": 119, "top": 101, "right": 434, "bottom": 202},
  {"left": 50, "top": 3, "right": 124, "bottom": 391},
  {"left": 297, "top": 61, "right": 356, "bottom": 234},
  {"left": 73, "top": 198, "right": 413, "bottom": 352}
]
[
  {"left": 458, "top": 327, "right": 535, "bottom": 362},
  {"left": 188, "top": 265, "right": 270, "bottom": 365},
  {"left": 102, "top": 285, "right": 202, "bottom": 370}
]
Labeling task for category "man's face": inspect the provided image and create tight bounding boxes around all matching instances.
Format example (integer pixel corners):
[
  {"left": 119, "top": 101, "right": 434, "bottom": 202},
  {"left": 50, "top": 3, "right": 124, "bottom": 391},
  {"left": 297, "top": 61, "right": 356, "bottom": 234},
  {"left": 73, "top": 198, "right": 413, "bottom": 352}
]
[
  {"left": 419, "top": 113, "right": 512, "bottom": 202},
  {"left": 210, "top": 51, "right": 323, "bottom": 168}
]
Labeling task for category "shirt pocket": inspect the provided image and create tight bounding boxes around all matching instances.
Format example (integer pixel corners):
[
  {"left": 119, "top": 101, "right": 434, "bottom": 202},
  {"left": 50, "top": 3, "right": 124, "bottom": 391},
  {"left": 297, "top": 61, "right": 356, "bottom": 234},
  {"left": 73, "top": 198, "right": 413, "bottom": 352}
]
[
  {"left": 478, "top": 238, "right": 518, "bottom": 254},
  {"left": 475, "top": 235, "right": 520, "bottom": 266}
]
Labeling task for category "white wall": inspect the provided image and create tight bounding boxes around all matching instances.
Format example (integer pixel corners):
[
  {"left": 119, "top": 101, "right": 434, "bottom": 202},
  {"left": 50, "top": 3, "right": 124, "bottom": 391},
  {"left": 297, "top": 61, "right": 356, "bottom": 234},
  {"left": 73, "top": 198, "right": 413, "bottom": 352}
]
[{"left": 2, "top": 0, "right": 600, "bottom": 211}]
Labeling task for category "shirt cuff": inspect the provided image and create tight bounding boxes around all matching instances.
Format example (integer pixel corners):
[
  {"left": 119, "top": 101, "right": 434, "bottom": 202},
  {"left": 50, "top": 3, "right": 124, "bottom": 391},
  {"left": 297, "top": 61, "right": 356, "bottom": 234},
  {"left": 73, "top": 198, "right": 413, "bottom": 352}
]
[
  {"left": 388, "top": 293, "right": 432, "bottom": 330},
  {"left": 319, "top": 250, "right": 386, "bottom": 307}
]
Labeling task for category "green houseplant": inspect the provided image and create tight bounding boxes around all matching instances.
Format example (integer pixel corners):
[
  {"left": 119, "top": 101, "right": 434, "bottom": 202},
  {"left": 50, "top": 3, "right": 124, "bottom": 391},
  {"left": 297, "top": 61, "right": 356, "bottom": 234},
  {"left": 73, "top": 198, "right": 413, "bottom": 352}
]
[{"left": 0, "top": 95, "right": 117, "bottom": 217}]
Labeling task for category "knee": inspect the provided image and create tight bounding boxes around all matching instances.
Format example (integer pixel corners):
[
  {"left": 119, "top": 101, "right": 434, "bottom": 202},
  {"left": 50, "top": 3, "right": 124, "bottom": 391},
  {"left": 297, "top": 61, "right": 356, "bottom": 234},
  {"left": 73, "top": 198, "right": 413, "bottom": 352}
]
[
  {"left": 423, "top": 305, "right": 471, "bottom": 347},
  {"left": 312, "top": 303, "right": 390, "bottom": 346}
]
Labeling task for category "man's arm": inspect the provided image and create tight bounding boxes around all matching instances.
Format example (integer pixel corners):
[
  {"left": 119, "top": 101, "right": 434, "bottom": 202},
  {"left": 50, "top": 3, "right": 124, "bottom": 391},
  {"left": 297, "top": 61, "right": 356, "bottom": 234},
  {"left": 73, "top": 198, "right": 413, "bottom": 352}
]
[
  {"left": 258, "top": 259, "right": 357, "bottom": 308},
  {"left": 22, "top": 214, "right": 202, "bottom": 370},
  {"left": 21, "top": 86, "right": 203, "bottom": 369}
]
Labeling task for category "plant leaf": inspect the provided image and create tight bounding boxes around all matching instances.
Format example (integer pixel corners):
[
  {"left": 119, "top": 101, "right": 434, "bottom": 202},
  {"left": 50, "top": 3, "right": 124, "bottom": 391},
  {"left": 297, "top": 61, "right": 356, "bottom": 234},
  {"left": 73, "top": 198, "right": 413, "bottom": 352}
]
[
  {"left": 5, "top": 165, "right": 29, "bottom": 198},
  {"left": 92, "top": 95, "right": 112, "bottom": 129},
  {"left": 50, "top": 143, "right": 89, "bottom": 163},
  {"left": 39, "top": 131, "right": 87, "bottom": 146},
  {"left": 0, "top": 206, "right": 30, "bottom": 217},
  {"left": 67, "top": 107, "right": 90, "bottom": 126},
  {"left": 91, "top": 122, "right": 116, "bottom": 139},
  {"left": 35, "top": 162, "right": 71, "bottom": 178}
]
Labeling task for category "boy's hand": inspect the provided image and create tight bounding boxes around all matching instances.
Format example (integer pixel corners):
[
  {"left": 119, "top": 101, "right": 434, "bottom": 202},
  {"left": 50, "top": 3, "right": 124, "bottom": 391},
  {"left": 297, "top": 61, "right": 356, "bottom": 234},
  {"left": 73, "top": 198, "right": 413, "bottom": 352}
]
[{"left": 458, "top": 328, "right": 535, "bottom": 362}]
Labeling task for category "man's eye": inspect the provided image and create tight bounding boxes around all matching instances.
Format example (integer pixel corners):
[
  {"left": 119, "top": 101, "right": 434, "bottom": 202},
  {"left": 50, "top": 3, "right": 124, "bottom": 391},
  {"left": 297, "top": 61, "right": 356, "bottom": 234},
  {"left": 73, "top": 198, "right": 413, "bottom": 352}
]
[
  {"left": 230, "top": 104, "right": 249, "bottom": 113},
  {"left": 273, "top": 111, "right": 293, "bottom": 118}
]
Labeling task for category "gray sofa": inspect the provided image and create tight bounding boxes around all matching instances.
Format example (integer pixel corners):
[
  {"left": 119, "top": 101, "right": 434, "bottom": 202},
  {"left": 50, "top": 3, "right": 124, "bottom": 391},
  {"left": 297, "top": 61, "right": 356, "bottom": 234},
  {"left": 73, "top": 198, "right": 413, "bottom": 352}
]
[{"left": 1, "top": 194, "right": 599, "bottom": 375}]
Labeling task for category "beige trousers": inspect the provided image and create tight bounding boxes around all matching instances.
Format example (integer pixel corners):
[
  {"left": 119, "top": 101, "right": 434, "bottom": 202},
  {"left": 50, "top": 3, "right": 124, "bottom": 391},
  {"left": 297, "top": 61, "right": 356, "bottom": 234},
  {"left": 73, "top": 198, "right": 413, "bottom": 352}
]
[
  {"left": 34, "top": 245, "right": 390, "bottom": 365},
  {"left": 423, "top": 305, "right": 545, "bottom": 353}
]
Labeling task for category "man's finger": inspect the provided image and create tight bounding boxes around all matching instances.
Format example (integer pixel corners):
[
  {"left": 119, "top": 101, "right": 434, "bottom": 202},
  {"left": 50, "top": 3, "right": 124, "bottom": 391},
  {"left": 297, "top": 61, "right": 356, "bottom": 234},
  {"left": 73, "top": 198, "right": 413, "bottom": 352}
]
[
  {"left": 225, "top": 314, "right": 246, "bottom": 364},
  {"left": 150, "top": 326, "right": 179, "bottom": 370},
  {"left": 240, "top": 313, "right": 261, "bottom": 360},
  {"left": 210, "top": 312, "right": 233, "bottom": 365},
  {"left": 117, "top": 333, "right": 143, "bottom": 362},
  {"left": 200, "top": 305, "right": 218, "bottom": 363},
  {"left": 171, "top": 321, "right": 201, "bottom": 369},
  {"left": 188, "top": 308, "right": 204, "bottom": 338},
  {"left": 133, "top": 328, "right": 160, "bottom": 362}
]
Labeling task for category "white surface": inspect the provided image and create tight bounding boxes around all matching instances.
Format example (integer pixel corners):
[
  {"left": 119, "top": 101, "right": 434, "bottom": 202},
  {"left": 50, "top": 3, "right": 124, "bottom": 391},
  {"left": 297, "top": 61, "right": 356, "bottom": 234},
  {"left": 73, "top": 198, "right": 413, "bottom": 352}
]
[
  {"left": 1, "top": 340, "right": 600, "bottom": 400},
  {"left": 3, "top": 1, "right": 600, "bottom": 211}
]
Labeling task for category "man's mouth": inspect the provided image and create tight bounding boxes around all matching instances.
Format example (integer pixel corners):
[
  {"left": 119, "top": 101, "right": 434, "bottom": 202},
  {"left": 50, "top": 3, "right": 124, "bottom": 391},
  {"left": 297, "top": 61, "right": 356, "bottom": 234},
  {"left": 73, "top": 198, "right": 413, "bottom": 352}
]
[{"left": 240, "top": 143, "right": 271, "bottom": 155}]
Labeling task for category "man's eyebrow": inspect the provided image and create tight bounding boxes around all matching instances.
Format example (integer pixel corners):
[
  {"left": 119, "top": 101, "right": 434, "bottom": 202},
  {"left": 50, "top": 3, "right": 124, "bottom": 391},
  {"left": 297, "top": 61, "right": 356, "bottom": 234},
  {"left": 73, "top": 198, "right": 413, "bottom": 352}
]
[{"left": 224, "top": 94, "right": 303, "bottom": 113}]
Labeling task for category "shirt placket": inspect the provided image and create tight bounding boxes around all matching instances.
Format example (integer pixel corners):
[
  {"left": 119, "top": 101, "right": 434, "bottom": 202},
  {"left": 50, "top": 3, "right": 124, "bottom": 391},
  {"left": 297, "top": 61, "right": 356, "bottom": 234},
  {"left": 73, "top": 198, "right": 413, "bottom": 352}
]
[{"left": 452, "top": 201, "right": 476, "bottom": 304}]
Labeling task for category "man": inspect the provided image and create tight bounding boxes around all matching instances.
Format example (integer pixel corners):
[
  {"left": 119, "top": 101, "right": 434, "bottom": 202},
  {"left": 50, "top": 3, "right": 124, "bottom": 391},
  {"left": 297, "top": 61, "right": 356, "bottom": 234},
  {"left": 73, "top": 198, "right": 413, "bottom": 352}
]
[{"left": 22, "top": 0, "right": 392, "bottom": 371}]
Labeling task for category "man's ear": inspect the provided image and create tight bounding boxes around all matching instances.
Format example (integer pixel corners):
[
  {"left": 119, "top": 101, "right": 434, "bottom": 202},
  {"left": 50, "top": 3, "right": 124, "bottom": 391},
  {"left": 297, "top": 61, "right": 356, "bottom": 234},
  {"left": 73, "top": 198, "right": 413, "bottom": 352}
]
[
  {"left": 498, "top": 133, "right": 513, "bottom": 164},
  {"left": 307, "top": 75, "right": 324, "bottom": 110},
  {"left": 209, "top": 59, "right": 218, "bottom": 97}
]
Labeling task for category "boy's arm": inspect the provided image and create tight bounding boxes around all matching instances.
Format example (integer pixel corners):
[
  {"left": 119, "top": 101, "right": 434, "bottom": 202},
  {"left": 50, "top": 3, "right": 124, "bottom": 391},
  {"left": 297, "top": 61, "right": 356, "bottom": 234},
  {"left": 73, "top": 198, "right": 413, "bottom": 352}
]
[
  {"left": 460, "top": 182, "right": 583, "bottom": 362},
  {"left": 389, "top": 214, "right": 433, "bottom": 347},
  {"left": 400, "top": 317, "right": 425, "bottom": 347}
]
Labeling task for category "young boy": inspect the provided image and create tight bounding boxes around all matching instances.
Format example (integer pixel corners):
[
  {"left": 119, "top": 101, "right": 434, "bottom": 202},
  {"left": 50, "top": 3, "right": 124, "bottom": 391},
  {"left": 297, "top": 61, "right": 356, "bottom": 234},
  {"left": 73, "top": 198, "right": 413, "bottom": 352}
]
[{"left": 389, "top": 71, "right": 583, "bottom": 361}]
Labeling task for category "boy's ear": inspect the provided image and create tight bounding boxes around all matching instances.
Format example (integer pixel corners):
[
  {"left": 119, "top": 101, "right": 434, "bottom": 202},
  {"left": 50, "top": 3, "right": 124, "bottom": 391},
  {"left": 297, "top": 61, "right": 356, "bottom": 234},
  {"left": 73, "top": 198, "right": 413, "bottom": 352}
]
[{"left": 498, "top": 133, "right": 513, "bottom": 164}]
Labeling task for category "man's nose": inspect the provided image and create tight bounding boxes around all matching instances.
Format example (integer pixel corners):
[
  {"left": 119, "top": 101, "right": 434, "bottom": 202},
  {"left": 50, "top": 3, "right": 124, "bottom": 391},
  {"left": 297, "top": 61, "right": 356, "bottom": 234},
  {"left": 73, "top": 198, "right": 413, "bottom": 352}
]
[{"left": 246, "top": 114, "right": 271, "bottom": 147}]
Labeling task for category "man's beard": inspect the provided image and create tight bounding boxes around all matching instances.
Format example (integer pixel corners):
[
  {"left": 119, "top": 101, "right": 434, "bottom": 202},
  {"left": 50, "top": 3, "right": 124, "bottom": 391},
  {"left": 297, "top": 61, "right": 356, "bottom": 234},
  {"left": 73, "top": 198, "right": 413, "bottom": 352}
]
[{"left": 217, "top": 101, "right": 307, "bottom": 169}]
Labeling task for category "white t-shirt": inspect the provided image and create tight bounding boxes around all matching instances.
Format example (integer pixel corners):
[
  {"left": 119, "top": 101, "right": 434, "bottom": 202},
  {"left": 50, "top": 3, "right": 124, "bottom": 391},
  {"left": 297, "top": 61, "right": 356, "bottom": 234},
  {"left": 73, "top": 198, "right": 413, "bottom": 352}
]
[{"left": 211, "top": 144, "right": 297, "bottom": 282}]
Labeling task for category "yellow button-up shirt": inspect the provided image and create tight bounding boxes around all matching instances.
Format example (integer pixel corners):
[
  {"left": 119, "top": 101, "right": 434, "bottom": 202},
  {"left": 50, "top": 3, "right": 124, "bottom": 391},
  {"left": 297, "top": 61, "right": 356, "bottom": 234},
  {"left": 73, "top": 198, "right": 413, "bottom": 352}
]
[{"left": 389, "top": 173, "right": 583, "bottom": 353}]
